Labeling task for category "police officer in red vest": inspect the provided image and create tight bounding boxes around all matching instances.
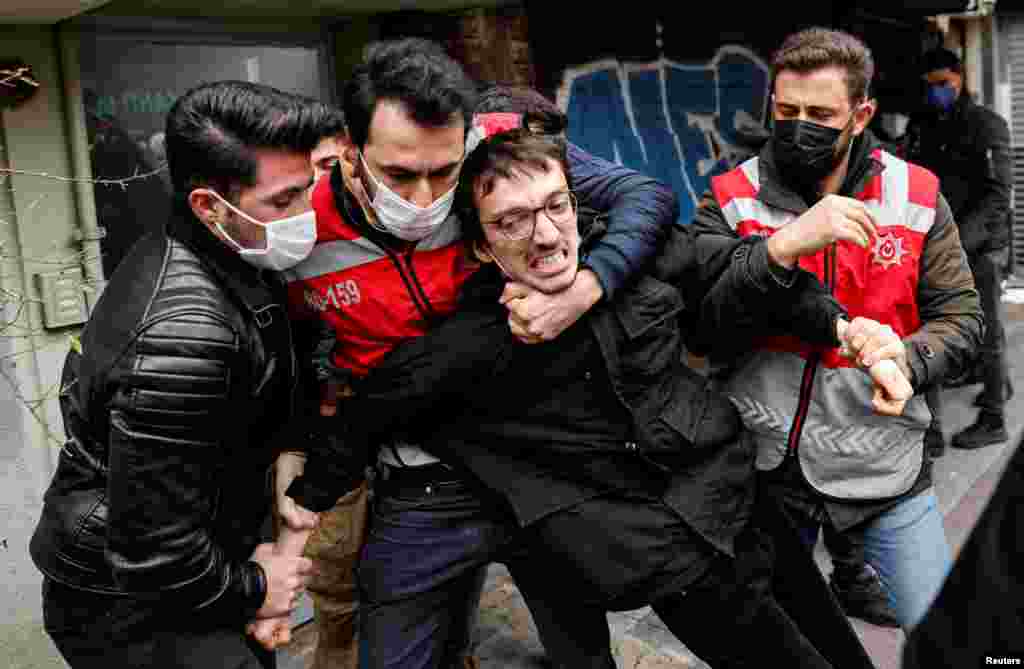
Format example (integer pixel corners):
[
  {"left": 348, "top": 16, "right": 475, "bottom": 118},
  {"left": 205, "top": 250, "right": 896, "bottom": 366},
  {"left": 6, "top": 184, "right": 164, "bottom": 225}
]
[{"left": 693, "top": 27, "right": 982, "bottom": 631}]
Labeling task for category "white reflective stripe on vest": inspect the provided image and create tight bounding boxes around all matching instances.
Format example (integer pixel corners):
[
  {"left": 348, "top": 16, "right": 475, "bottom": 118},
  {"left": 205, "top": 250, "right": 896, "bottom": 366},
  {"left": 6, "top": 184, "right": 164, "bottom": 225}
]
[{"left": 284, "top": 215, "right": 463, "bottom": 282}]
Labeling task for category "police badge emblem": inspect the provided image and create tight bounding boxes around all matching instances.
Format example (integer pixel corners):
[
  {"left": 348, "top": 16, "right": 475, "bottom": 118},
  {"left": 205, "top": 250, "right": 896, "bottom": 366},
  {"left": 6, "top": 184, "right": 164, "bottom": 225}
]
[{"left": 872, "top": 231, "right": 907, "bottom": 269}]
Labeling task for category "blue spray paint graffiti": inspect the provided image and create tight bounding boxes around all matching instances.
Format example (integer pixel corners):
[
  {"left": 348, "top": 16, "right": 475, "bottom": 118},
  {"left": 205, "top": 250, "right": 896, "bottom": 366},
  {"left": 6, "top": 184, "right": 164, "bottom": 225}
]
[{"left": 557, "top": 47, "right": 770, "bottom": 225}]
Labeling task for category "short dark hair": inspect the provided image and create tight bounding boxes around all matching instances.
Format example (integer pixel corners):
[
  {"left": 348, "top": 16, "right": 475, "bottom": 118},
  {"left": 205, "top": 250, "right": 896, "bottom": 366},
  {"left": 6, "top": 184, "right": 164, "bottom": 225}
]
[
  {"left": 771, "top": 27, "right": 874, "bottom": 104},
  {"left": 475, "top": 85, "right": 567, "bottom": 135},
  {"left": 305, "top": 99, "right": 347, "bottom": 143},
  {"left": 343, "top": 38, "right": 478, "bottom": 149},
  {"left": 456, "top": 129, "right": 570, "bottom": 249},
  {"left": 920, "top": 48, "right": 962, "bottom": 76},
  {"left": 165, "top": 80, "right": 323, "bottom": 201}
]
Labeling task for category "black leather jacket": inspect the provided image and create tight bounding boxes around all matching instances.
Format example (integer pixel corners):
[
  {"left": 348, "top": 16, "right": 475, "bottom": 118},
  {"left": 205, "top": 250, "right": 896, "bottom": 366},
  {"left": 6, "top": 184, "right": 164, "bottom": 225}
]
[{"left": 30, "top": 208, "right": 297, "bottom": 627}]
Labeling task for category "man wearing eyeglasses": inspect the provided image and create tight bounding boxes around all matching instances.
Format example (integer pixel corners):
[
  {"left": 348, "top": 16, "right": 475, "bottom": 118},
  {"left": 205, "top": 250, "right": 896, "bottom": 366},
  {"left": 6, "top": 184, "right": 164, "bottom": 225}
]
[{"left": 342, "top": 125, "right": 903, "bottom": 669}]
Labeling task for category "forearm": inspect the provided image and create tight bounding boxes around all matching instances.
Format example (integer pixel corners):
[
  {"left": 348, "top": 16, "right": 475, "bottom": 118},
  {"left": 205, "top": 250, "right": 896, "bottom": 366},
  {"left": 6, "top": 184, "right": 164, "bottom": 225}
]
[
  {"left": 905, "top": 198, "right": 984, "bottom": 389},
  {"left": 569, "top": 143, "right": 678, "bottom": 298},
  {"left": 105, "top": 411, "right": 266, "bottom": 622},
  {"left": 692, "top": 240, "right": 844, "bottom": 355},
  {"left": 285, "top": 415, "right": 367, "bottom": 513},
  {"left": 663, "top": 197, "right": 844, "bottom": 354}
]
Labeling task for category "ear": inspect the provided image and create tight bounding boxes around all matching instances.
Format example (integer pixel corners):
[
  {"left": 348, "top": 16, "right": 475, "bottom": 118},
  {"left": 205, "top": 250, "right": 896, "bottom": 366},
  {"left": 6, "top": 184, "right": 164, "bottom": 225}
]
[
  {"left": 852, "top": 99, "right": 877, "bottom": 137},
  {"left": 341, "top": 135, "right": 359, "bottom": 167},
  {"left": 188, "top": 189, "right": 225, "bottom": 233},
  {"left": 472, "top": 239, "right": 494, "bottom": 265}
]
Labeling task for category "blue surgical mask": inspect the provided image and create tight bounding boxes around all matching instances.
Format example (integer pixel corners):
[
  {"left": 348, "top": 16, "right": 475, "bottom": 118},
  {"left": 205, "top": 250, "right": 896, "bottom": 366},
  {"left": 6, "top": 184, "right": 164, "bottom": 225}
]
[{"left": 926, "top": 83, "right": 957, "bottom": 113}]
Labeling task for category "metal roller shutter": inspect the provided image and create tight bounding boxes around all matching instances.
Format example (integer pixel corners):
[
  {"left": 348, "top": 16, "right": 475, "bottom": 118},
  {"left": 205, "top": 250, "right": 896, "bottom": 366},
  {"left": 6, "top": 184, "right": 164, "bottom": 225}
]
[{"left": 1007, "top": 11, "right": 1024, "bottom": 272}]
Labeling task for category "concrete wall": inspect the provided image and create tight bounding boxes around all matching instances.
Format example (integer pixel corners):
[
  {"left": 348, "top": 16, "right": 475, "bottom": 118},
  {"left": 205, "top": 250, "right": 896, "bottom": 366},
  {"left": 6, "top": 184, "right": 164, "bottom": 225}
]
[{"left": 0, "top": 23, "right": 83, "bottom": 669}]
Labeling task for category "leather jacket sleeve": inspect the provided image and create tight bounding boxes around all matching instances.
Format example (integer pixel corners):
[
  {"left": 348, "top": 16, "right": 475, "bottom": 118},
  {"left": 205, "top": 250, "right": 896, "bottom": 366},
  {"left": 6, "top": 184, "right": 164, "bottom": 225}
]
[
  {"left": 103, "top": 312, "right": 266, "bottom": 623},
  {"left": 569, "top": 143, "right": 679, "bottom": 299},
  {"left": 904, "top": 193, "right": 984, "bottom": 389}
]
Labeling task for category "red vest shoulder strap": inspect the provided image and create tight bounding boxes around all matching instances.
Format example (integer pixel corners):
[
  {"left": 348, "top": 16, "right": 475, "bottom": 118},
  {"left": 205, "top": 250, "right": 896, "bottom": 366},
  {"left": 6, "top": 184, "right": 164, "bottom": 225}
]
[
  {"left": 312, "top": 174, "right": 361, "bottom": 242},
  {"left": 712, "top": 157, "right": 759, "bottom": 207},
  {"left": 905, "top": 161, "right": 940, "bottom": 209}
]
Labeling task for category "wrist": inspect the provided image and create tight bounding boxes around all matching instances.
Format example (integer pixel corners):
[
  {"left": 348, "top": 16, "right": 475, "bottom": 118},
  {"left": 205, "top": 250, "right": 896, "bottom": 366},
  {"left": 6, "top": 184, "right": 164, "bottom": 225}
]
[
  {"left": 575, "top": 268, "right": 604, "bottom": 309},
  {"left": 835, "top": 317, "right": 849, "bottom": 342},
  {"left": 766, "top": 232, "right": 797, "bottom": 269}
]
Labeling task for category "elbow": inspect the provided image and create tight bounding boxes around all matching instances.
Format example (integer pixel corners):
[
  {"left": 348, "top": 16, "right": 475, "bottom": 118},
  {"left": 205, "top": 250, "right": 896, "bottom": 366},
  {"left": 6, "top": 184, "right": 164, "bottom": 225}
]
[
  {"left": 107, "top": 529, "right": 221, "bottom": 598},
  {"left": 653, "top": 180, "right": 681, "bottom": 226}
]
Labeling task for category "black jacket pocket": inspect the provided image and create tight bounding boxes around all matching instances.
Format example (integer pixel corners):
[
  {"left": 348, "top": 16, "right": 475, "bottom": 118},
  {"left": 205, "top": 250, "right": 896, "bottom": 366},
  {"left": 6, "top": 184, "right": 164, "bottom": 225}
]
[{"left": 659, "top": 365, "right": 741, "bottom": 452}]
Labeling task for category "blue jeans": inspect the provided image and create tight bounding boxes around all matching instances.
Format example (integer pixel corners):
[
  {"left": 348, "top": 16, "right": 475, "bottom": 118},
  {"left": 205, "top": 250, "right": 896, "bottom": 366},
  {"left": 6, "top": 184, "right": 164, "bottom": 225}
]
[
  {"left": 860, "top": 489, "right": 952, "bottom": 629},
  {"left": 357, "top": 467, "right": 532, "bottom": 669},
  {"left": 794, "top": 488, "right": 952, "bottom": 630}
]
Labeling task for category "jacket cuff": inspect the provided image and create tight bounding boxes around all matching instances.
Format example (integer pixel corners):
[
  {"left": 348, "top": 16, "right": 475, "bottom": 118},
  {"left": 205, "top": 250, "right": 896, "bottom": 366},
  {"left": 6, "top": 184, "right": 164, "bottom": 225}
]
[
  {"left": 904, "top": 337, "right": 935, "bottom": 391},
  {"left": 582, "top": 246, "right": 628, "bottom": 301},
  {"left": 286, "top": 472, "right": 357, "bottom": 513},
  {"left": 747, "top": 239, "right": 797, "bottom": 291},
  {"left": 237, "top": 560, "right": 267, "bottom": 622}
]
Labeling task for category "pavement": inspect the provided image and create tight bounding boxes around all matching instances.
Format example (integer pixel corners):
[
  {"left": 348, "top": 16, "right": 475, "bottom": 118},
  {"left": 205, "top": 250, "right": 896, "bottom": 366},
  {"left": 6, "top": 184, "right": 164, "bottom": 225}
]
[{"left": 280, "top": 293, "right": 1024, "bottom": 669}]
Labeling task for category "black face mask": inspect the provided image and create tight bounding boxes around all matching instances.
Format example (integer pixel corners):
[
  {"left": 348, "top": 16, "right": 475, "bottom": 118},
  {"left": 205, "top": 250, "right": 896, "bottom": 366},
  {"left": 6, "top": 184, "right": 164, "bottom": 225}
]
[{"left": 771, "top": 116, "right": 854, "bottom": 189}]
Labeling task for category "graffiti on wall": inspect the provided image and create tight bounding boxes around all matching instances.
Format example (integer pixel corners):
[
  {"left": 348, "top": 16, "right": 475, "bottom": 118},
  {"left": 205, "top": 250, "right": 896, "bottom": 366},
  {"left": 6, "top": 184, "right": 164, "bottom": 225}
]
[{"left": 557, "top": 46, "right": 770, "bottom": 225}]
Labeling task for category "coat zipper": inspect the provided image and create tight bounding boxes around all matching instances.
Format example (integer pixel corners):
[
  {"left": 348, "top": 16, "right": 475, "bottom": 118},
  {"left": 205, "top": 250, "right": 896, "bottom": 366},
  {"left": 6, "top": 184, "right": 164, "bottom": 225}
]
[
  {"left": 380, "top": 247, "right": 436, "bottom": 324},
  {"left": 785, "top": 244, "right": 836, "bottom": 455}
]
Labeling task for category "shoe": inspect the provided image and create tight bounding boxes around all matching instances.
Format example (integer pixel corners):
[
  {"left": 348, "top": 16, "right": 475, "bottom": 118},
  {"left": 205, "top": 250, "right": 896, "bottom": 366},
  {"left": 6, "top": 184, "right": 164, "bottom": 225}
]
[
  {"left": 830, "top": 565, "right": 900, "bottom": 628},
  {"left": 973, "top": 379, "right": 1015, "bottom": 407},
  {"left": 952, "top": 411, "right": 1009, "bottom": 450},
  {"left": 925, "top": 427, "right": 946, "bottom": 458}
]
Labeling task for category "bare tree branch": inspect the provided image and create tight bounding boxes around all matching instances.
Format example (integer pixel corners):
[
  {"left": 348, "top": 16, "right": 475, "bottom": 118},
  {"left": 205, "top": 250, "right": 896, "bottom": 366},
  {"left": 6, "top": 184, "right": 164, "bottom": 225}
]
[
  {"left": 0, "top": 66, "right": 40, "bottom": 89},
  {"left": 0, "top": 164, "right": 167, "bottom": 191},
  {"left": 0, "top": 164, "right": 158, "bottom": 446}
]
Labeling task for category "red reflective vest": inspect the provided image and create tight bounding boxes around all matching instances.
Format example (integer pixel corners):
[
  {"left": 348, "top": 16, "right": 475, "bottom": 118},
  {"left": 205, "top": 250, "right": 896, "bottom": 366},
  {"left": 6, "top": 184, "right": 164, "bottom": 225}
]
[
  {"left": 711, "top": 150, "right": 939, "bottom": 500},
  {"left": 284, "top": 174, "right": 477, "bottom": 377}
]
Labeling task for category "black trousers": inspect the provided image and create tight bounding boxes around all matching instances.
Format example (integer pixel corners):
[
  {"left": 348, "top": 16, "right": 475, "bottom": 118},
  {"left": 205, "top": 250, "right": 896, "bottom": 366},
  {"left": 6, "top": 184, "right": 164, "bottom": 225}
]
[
  {"left": 525, "top": 491, "right": 874, "bottom": 669},
  {"left": 42, "top": 578, "right": 275, "bottom": 669},
  {"left": 971, "top": 250, "right": 1009, "bottom": 413},
  {"left": 359, "top": 465, "right": 873, "bottom": 669}
]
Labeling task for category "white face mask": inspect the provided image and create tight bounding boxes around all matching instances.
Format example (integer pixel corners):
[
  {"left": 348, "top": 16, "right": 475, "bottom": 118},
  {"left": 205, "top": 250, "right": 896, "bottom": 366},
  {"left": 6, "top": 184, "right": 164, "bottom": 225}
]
[
  {"left": 878, "top": 112, "right": 910, "bottom": 140},
  {"left": 207, "top": 190, "right": 317, "bottom": 271},
  {"left": 359, "top": 152, "right": 456, "bottom": 242}
]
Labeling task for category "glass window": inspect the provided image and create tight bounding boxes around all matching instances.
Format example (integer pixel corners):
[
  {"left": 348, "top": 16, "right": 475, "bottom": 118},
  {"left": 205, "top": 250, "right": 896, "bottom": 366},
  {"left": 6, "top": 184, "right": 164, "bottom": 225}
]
[{"left": 79, "top": 34, "right": 326, "bottom": 276}]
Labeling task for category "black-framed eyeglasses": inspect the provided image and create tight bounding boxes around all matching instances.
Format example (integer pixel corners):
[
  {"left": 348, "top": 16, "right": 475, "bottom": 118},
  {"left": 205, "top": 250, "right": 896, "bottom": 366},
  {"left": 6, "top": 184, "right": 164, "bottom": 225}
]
[{"left": 481, "top": 190, "right": 577, "bottom": 241}]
